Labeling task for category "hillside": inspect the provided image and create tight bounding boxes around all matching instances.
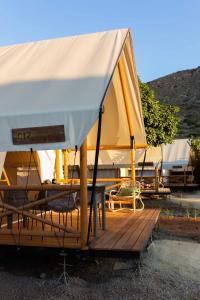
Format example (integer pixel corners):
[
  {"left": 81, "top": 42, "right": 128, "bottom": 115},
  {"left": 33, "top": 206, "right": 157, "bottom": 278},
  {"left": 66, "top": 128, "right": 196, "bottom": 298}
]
[{"left": 148, "top": 67, "right": 200, "bottom": 138}]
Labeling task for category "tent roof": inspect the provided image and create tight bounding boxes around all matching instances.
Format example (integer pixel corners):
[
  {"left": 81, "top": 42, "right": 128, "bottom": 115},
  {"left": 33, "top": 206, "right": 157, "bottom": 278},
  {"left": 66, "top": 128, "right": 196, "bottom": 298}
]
[{"left": 0, "top": 29, "right": 146, "bottom": 151}]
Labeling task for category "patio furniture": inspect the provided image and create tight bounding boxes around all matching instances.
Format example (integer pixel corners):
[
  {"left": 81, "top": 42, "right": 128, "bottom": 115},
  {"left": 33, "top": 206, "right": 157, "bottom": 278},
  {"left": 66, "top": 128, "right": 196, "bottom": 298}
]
[
  {"left": 46, "top": 190, "right": 80, "bottom": 230},
  {"left": 2, "top": 190, "right": 29, "bottom": 229},
  {"left": 108, "top": 180, "right": 144, "bottom": 212}
]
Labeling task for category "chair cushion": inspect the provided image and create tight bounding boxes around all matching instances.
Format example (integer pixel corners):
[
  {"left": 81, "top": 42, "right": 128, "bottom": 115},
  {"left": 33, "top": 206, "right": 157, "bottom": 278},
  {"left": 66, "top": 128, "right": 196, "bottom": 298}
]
[{"left": 118, "top": 187, "right": 134, "bottom": 197}]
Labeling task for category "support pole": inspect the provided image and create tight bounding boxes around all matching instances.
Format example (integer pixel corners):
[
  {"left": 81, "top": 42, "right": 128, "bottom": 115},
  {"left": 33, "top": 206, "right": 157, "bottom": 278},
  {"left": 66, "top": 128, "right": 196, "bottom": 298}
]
[
  {"left": 131, "top": 148, "right": 136, "bottom": 184},
  {"left": 155, "top": 166, "right": 159, "bottom": 192},
  {"left": 130, "top": 136, "right": 136, "bottom": 185},
  {"left": 118, "top": 59, "right": 136, "bottom": 185},
  {"left": 63, "top": 150, "right": 69, "bottom": 183},
  {"left": 55, "top": 150, "right": 61, "bottom": 182},
  {"left": 80, "top": 139, "right": 88, "bottom": 249},
  {"left": 87, "top": 106, "right": 103, "bottom": 243}
]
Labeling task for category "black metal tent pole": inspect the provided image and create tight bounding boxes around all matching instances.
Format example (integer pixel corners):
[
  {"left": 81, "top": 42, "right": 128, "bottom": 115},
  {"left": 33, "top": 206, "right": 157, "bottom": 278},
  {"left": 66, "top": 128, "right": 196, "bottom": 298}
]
[
  {"left": 160, "top": 144, "right": 163, "bottom": 179},
  {"left": 87, "top": 106, "right": 103, "bottom": 245}
]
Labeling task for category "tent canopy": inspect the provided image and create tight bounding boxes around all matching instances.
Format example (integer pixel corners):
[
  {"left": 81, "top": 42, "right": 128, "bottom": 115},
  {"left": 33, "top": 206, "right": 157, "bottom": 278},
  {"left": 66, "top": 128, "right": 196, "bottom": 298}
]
[{"left": 0, "top": 28, "right": 146, "bottom": 151}]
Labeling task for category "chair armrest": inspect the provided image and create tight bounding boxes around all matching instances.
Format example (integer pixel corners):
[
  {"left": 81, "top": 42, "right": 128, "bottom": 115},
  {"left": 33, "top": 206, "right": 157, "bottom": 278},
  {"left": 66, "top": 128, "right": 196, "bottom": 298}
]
[{"left": 109, "top": 190, "right": 117, "bottom": 196}]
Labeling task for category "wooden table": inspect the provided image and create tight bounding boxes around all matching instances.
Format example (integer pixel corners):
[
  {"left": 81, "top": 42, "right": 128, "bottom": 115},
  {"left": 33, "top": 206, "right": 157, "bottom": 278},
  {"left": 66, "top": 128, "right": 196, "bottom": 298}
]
[{"left": 0, "top": 184, "right": 106, "bottom": 237}]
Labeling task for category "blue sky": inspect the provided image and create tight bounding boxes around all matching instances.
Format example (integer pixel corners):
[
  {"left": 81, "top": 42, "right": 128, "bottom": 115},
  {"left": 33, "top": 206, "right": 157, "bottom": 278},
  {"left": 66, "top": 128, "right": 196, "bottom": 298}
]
[{"left": 0, "top": 0, "right": 199, "bottom": 82}]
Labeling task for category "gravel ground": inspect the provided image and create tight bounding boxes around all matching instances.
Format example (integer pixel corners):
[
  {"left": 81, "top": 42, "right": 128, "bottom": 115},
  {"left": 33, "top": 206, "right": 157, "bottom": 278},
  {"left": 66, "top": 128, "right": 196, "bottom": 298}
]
[
  {"left": 0, "top": 194, "right": 200, "bottom": 300},
  {"left": 0, "top": 234, "right": 199, "bottom": 300}
]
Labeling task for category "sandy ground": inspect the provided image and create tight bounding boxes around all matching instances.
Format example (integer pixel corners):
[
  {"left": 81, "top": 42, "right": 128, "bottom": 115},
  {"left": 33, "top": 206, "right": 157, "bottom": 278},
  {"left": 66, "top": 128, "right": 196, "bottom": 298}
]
[{"left": 0, "top": 194, "right": 200, "bottom": 299}]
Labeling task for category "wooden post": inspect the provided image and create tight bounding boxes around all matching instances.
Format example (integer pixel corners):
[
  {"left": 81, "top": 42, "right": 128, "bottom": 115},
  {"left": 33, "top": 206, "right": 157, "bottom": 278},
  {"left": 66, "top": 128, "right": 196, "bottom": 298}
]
[
  {"left": 155, "top": 166, "right": 159, "bottom": 192},
  {"left": 184, "top": 169, "right": 186, "bottom": 186},
  {"left": 125, "top": 168, "right": 129, "bottom": 177},
  {"left": 131, "top": 148, "right": 136, "bottom": 185},
  {"left": 63, "top": 150, "right": 68, "bottom": 183},
  {"left": 118, "top": 60, "right": 136, "bottom": 186},
  {"left": 80, "top": 138, "right": 88, "bottom": 249},
  {"left": 55, "top": 150, "right": 61, "bottom": 182}
]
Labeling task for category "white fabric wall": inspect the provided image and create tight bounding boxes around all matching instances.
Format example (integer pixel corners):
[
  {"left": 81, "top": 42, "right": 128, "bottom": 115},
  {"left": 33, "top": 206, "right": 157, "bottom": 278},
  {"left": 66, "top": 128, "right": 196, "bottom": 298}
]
[
  {"left": 67, "top": 139, "right": 190, "bottom": 170},
  {"left": 162, "top": 139, "right": 190, "bottom": 169},
  {"left": 37, "top": 150, "right": 56, "bottom": 182}
]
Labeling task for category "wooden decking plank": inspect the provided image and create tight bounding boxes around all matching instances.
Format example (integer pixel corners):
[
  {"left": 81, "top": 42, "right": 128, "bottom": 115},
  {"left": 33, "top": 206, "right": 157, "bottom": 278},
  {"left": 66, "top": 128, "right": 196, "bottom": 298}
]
[
  {"left": 91, "top": 209, "right": 155, "bottom": 251},
  {"left": 123, "top": 209, "right": 159, "bottom": 251},
  {"left": 111, "top": 210, "right": 155, "bottom": 251},
  {"left": 113, "top": 209, "right": 155, "bottom": 250},
  {"left": 90, "top": 209, "right": 159, "bottom": 253},
  {"left": 133, "top": 209, "right": 160, "bottom": 251},
  {"left": 91, "top": 211, "right": 136, "bottom": 249},
  {"left": 99, "top": 212, "right": 144, "bottom": 250}
]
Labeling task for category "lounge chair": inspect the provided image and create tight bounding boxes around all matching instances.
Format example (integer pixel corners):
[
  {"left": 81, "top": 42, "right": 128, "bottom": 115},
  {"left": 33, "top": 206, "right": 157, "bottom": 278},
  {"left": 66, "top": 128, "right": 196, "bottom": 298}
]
[{"left": 108, "top": 180, "right": 144, "bottom": 212}]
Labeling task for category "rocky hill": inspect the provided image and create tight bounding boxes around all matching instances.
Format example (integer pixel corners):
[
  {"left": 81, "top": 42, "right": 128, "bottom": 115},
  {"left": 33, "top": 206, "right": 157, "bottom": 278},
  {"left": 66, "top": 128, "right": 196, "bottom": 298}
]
[{"left": 148, "top": 67, "right": 200, "bottom": 138}]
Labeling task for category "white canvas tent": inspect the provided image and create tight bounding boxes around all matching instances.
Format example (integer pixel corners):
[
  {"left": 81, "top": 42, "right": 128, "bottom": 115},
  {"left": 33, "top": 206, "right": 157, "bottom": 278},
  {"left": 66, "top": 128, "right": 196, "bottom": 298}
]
[
  {"left": 0, "top": 29, "right": 147, "bottom": 249},
  {"left": 67, "top": 139, "right": 190, "bottom": 176},
  {"left": 162, "top": 139, "right": 190, "bottom": 170},
  {"left": 68, "top": 147, "right": 161, "bottom": 168},
  {"left": 0, "top": 28, "right": 146, "bottom": 152}
]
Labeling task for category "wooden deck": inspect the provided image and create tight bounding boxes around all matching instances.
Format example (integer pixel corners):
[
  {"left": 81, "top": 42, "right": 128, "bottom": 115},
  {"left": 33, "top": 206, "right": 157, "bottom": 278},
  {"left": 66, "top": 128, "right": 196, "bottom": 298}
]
[
  {"left": 0, "top": 209, "right": 160, "bottom": 256},
  {"left": 90, "top": 209, "right": 160, "bottom": 256}
]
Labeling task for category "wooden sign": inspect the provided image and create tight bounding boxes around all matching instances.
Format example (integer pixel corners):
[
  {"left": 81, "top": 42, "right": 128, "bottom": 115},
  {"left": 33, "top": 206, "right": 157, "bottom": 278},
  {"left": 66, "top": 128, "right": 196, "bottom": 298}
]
[{"left": 12, "top": 125, "right": 65, "bottom": 145}]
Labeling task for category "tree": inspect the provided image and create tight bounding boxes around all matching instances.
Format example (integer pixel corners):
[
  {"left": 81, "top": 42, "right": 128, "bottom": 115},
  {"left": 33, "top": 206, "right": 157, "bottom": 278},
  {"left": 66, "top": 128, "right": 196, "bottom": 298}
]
[
  {"left": 188, "top": 138, "right": 200, "bottom": 182},
  {"left": 139, "top": 79, "right": 180, "bottom": 147},
  {"left": 189, "top": 138, "right": 200, "bottom": 160}
]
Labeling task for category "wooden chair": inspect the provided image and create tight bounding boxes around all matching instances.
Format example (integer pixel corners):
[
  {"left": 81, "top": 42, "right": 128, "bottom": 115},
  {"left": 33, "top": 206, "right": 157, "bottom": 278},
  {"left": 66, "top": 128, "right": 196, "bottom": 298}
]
[
  {"left": 108, "top": 180, "right": 144, "bottom": 212},
  {"left": 2, "top": 190, "right": 29, "bottom": 229},
  {"left": 46, "top": 190, "right": 80, "bottom": 230}
]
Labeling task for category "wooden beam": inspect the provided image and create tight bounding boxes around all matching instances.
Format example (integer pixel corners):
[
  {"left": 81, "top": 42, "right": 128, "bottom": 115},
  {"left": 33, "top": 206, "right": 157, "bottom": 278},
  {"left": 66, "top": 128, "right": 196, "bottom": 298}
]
[
  {"left": 155, "top": 166, "right": 159, "bottom": 192},
  {"left": 63, "top": 150, "right": 69, "bottom": 182},
  {"left": 131, "top": 148, "right": 136, "bottom": 184},
  {"left": 118, "top": 60, "right": 134, "bottom": 137},
  {"left": 60, "top": 178, "right": 129, "bottom": 184},
  {"left": 0, "top": 229, "right": 80, "bottom": 238},
  {"left": 1, "top": 168, "right": 10, "bottom": 186},
  {"left": 118, "top": 60, "right": 137, "bottom": 184},
  {"left": 70, "top": 142, "right": 147, "bottom": 151},
  {"left": 80, "top": 138, "right": 88, "bottom": 249},
  {"left": 55, "top": 150, "right": 61, "bottom": 182},
  {"left": 0, "top": 185, "right": 79, "bottom": 191}
]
